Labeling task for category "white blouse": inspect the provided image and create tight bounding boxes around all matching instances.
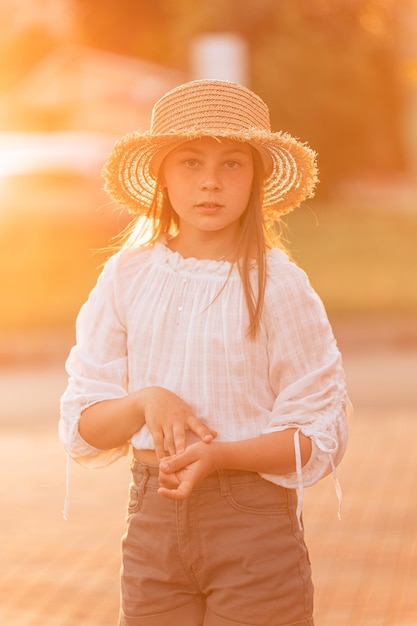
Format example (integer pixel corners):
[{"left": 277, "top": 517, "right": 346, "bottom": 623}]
[{"left": 60, "top": 242, "right": 350, "bottom": 520}]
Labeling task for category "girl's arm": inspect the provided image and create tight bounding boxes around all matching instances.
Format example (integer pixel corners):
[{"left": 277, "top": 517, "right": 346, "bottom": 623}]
[
  {"left": 79, "top": 386, "right": 216, "bottom": 458},
  {"left": 157, "top": 431, "right": 312, "bottom": 499},
  {"left": 79, "top": 392, "right": 146, "bottom": 450}
]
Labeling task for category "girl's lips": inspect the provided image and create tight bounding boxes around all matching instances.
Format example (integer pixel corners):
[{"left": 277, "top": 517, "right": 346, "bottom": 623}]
[{"left": 196, "top": 202, "right": 223, "bottom": 211}]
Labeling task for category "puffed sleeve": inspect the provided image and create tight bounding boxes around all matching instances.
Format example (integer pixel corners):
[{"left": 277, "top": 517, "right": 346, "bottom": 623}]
[
  {"left": 59, "top": 251, "right": 130, "bottom": 469},
  {"left": 260, "top": 253, "right": 351, "bottom": 514}
]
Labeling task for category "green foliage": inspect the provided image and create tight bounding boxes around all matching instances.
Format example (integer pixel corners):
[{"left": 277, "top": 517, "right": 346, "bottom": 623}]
[
  {"left": 71, "top": 0, "right": 408, "bottom": 186},
  {"left": 1, "top": 202, "right": 416, "bottom": 333},
  {"left": 0, "top": 27, "right": 56, "bottom": 91},
  {"left": 0, "top": 214, "right": 114, "bottom": 331},
  {"left": 0, "top": 1, "right": 408, "bottom": 183},
  {"left": 250, "top": 2, "right": 406, "bottom": 186},
  {"left": 284, "top": 202, "right": 417, "bottom": 315}
]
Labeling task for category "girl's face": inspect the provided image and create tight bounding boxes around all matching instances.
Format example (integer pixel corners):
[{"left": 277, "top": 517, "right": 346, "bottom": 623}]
[{"left": 162, "top": 137, "right": 254, "bottom": 238}]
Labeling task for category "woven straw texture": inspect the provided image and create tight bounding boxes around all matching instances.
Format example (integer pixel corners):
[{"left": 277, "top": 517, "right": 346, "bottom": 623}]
[{"left": 102, "top": 80, "right": 318, "bottom": 218}]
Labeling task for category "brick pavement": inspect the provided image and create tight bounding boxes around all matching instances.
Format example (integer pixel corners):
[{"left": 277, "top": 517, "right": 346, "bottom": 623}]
[{"left": 0, "top": 345, "right": 416, "bottom": 626}]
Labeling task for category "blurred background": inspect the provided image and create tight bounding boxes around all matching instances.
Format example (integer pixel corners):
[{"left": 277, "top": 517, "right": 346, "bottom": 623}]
[
  {"left": 0, "top": 1, "right": 416, "bottom": 625},
  {"left": 0, "top": 0, "right": 416, "bottom": 348}
]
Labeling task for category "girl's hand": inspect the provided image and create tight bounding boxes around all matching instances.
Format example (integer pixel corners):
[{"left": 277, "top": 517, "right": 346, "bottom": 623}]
[
  {"left": 135, "top": 386, "right": 217, "bottom": 459},
  {"left": 157, "top": 442, "right": 220, "bottom": 500}
]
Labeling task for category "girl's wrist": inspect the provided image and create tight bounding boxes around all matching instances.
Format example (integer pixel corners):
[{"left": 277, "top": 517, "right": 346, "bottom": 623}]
[
  {"left": 208, "top": 441, "right": 229, "bottom": 472},
  {"left": 131, "top": 386, "right": 161, "bottom": 421},
  {"left": 130, "top": 388, "right": 146, "bottom": 416}
]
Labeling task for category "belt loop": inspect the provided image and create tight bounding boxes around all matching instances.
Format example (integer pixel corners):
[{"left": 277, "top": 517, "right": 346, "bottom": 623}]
[
  {"left": 139, "top": 464, "right": 149, "bottom": 490},
  {"left": 218, "top": 469, "right": 230, "bottom": 496},
  {"left": 131, "top": 458, "right": 150, "bottom": 488}
]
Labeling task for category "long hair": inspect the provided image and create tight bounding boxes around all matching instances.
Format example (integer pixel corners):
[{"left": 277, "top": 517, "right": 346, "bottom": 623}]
[{"left": 117, "top": 149, "right": 286, "bottom": 338}]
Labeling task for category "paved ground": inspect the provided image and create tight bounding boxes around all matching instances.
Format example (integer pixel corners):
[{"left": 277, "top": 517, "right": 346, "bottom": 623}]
[{"left": 0, "top": 323, "right": 416, "bottom": 626}]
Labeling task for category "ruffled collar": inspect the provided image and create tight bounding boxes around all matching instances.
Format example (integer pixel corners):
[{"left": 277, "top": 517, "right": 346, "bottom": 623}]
[{"left": 153, "top": 240, "right": 240, "bottom": 278}]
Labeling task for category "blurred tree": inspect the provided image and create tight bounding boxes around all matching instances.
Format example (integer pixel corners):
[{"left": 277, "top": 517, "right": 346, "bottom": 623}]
[
  {"left": 2, "top": 0, "right": 407, "bottom": 187},
  {"left": 72, "top": 0, "right": 179, "bottom": 63},
  {"left": 0, "top": 27, "right": 55, "bottom": 91},
  {"left": 248, "top": 0, "right": 407, "bottom": 187},
  {"left": 71, "top": 0, "right": 408, "bottom": 188},
  {"left": 0, "top": 0, "right": 73, "bottom": 90}
]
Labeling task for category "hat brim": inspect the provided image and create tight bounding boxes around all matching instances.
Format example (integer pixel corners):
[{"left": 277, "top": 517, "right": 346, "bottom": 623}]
[{"left": 102, "top": 129, "right": 318, "bottom": 218}]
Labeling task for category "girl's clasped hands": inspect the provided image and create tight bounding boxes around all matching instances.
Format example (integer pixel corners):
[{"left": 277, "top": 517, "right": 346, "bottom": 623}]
[{"left": 140, "top": 385, "right": 218, "bottom": 500}]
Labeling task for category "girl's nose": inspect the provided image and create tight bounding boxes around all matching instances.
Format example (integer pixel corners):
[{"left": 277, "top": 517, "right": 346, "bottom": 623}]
[{"left": 200, "top": 167, "right": 221, "bottom": 190}]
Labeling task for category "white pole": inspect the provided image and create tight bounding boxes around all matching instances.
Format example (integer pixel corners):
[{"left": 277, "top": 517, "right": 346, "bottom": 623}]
[{"left": 190, "top": 33, "right": 249, "bottom": 86}]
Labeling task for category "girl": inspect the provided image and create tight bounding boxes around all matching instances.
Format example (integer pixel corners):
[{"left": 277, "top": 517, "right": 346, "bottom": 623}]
[{"left": 60, "top": 79, "right": 350, "bottom": 626}]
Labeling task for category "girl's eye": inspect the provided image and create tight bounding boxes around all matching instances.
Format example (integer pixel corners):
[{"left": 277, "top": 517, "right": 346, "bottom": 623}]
[
  {"left": 225, "top": 160, "right": 239, "bottom": 169},
  {"left": 184, "top": 159, "right": 199, "bottom": 167}
]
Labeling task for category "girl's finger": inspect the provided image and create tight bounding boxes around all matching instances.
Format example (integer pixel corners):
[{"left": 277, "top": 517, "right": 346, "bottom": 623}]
[
  {"left": 159, "top": 457, "right": 177, "bottom": 473},
  {"left": 157, "top": 482, "right": 192, "bottom": 500},
  {"left": 158, "top": 470, "right": 180, "bottom": 490},
  {"left": 172, "top": 424, "right": 186, "bottom": 455},
  {"left": 159, "top": 453, "right": 189, "bottom": 473},
  {"left": 186, "top": 416, "right": 217, "bottom": 442},
  {"left": 163, "top": 431, "right": 177, "bottom": 457},
  {"left": 151, "top": 429, "right": 166, "bottom": 460}
]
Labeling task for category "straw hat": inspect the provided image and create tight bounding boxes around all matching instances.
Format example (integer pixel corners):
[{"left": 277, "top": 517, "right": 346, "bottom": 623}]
[{"left": 102, "top": 79, "right": 318, "bottom": 218}]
